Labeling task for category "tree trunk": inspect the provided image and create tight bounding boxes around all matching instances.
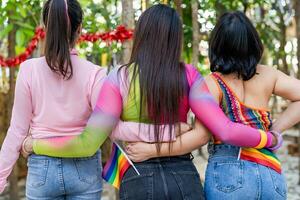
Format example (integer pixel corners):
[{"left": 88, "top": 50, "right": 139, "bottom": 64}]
[
  {"left": 243, "top": 1, "right": 249, "bottom": 13},
  {"left": 7, "top": 22, "right": 19, "bottom": 200},
  {"left": 278, "top": 12, "right": 289, "bottom": 74},
  {"left": 121, "top": 0, "right": 134, "bottom": 64},
  {"left": 174, "top": 0, "right": 183, "bottom": 20},
  {"left": 295, "top": 0, "right": 300, "bottom": 78},
  {"left": 293, "top": 0, "right": 300, "bottom": 185},
  {"left": 298, "top": 128, "right": 300, "bottom": 185},
  {"left": 191, "top": 0, "right": 200, "bottom": 67},
  {"left": 174, "top": 0, "right": 184, "bottom": 58},
  {"left": 215, "top": 0, "right": 226, "bottom": 19}
]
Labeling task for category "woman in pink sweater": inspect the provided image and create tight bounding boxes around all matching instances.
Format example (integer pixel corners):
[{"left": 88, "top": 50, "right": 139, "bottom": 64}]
[
  {"left": 20, "top": 5, "right": 283, "bottom": 200},
  {"left": 0, "top": 0, "right": 106, "bottom": 198}
]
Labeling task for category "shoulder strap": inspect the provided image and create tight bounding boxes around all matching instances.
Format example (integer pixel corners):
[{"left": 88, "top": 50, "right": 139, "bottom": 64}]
[
  {"left": 210, "top": 73, "right": 223, "bottom": 103},
  {"left": 211, "top": 72, "right": 240, "bottom": 105},
  {"left": 212, "top": 72, "right": 246, "bottom": 104}
]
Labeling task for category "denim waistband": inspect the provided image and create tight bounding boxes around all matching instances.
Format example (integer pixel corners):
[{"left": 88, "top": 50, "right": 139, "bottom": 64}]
[
  {"left": 208, "top": 143, "right": 241, "bottom": 158},
  {"left": 139, "top": 153, "right": 193, "bottom": 164},
  {"left": 29, "top": 150, "right": 101, "bottom": 160}
]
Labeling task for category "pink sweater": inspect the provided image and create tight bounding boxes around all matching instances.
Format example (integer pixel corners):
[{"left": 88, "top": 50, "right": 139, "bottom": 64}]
[{"left": 0, "top": 51, "right": 106, "bottom": 193}]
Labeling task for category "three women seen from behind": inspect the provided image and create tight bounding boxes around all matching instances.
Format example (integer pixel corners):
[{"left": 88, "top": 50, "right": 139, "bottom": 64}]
[{"left": 19, "top": 5, "right": 292, "bottom": 200}]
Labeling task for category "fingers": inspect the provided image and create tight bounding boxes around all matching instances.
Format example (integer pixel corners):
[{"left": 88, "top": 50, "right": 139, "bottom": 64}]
[
  {"left": 126, "top": 149, "right": 139, "bottom": 162},
  {"left": 175, "top": 123, "right": 192, "bottom": 136},
  {"left": 126, "top": 142, "right": 137, "bottom": 145},
  {"left": 181, "top": 123, "right": 192, "bottom": 132},
  {"left": 125, "top": 145, "right": 132, "bottom": 154},
  {"left": 126, "top": 145, "right": 143, "bottom": 162},
  {"left": 20, "top": 150, "right": 29, "bottom": 159}
]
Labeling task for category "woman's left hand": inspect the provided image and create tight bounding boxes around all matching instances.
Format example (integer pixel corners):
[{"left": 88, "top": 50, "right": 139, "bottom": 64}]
[{"left": 126, "top": 142, "right": 156, "bottom": 162}]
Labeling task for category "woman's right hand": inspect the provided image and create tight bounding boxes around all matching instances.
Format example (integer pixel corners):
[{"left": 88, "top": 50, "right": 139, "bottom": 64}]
[
  {"left": 271, "top": 133, "right": 278, "bottom": 148},
  {"left": 268, "top": 131, "right": 283, "bottom": 151},
  {"left": 175, "top": 123, "right": 192, "bottom": 136},
  {"left": 21, "top": 136, "right": 34, "bottom": 158},
  {"left": 126, "top": 142, "right": 157, "bottom": 162}
]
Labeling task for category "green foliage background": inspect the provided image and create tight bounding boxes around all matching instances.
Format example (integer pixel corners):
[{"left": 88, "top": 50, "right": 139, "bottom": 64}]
[{"left": 0, "top": 0, "right": 297, "bottom": 74}]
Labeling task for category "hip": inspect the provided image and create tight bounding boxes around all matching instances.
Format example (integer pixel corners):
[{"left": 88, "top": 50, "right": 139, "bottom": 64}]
[
  {"left": 205, "top": 144, "right": 287, "bottom": 200},
  {"left": 120, "top": 154, "right": 204, "bottom": 200},
  {"left": 26, "top": 151, "right": 102, "bottom": 199}
]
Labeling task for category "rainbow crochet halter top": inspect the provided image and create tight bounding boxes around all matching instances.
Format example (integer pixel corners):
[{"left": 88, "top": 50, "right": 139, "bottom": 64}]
[{"left": 212, "top": 73, "right": 281, "bottom": 173}]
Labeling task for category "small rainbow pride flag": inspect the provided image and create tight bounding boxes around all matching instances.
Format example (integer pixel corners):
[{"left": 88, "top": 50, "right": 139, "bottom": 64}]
[{"left": 102, "top": 142, "right": 140, "bottom": 189}]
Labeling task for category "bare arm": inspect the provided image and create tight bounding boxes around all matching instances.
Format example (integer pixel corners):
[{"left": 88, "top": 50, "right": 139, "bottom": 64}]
[
  {"left": 126, "top": 120, "right": 210, "bottom": 162},
  {"left": 272, "top": 69, "right": 300, "bottom": 132}
]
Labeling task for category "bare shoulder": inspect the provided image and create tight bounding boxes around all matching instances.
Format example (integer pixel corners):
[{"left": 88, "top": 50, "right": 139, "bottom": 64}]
[
  {"left": 256, "top": 65, "right": 277, "bottom": 78},
  {"left": 249, "top": 65, "right": 280, "bottom": 96}
]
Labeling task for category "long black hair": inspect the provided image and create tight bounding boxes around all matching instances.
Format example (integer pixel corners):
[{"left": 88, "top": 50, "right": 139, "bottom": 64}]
[
  {"left": 124, "top": 4, "right": 187, "bottom": 149},
  {"left": 43, "top": 0, "right": 83, "bottom": 79},
  {"left": 209, "top": 11, "right": 263, "bottom": 80}
]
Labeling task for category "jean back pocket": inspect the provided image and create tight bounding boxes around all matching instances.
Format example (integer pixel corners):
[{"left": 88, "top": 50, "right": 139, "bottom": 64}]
[
  {"left": 74, "top": 153, "right": 101, "bottom": 184},
  {"left": 213, "top": 161, "right": 244, "bottom": 193},
  {"left": 27, "top": 156, "right": 49, "bottom": 188},
  {"left": 171, "top": 170, "right": 204, "bottom": 200},
  {"left": 268, "top": 168, "right": 287, "bottom": 198},
  {"left": 120, "top": 167, "right": 154, "bottom": 200}
]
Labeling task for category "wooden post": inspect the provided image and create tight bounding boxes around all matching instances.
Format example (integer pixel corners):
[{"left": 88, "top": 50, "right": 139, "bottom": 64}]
[
  {"left": 298, "top": 126, "right": 300, "bottom": 185},
  {"left": 278, "top": 11, "right": 289, "bottom": 75},
  {"left": 295, "top": 0, "right": 300, "bottom": 78},
  {"left": 215, "top": 0, "right": 226, "bottom": 19},
  {"left": 174, "top": 0, "right": 183, "bottom": 20},
  {"left": 121, "top": 0, "right": 134, "bottom": 64},
  {"left": 293, "top": 0, "right": 300, "bottom": 185},
  {"left": 174, "top": 0, "right": 184, "bottom": 58},
  {"left": 191, "top": 0, "right": 200, "bottom": 68},
  {"left": 6, "top": 18, "right": 19, "bottom": 199}
]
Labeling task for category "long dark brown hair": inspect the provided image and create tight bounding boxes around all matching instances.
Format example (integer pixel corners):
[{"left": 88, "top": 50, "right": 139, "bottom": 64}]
[
  {"left": 124, "top": 4, "right": 187, "bottom": 150},
  {"left": 43, "top": 0, "right": 83, "bottom": 79}
]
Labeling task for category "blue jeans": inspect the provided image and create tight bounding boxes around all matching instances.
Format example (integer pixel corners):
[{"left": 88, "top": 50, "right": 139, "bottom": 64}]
[
  {"left": 204, "top": 144, "right": 287, "bottom": 200},
  {"left": 119, "top": 154, "right": 204, "bottom": 200},
  {"left": 26, "top": 151, "right": 102, "bottom": 200}
]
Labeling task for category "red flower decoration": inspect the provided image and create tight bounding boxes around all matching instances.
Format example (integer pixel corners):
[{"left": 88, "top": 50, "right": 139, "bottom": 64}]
[{"left": 1, "top": 26, "right": 133, "bottom": 67}]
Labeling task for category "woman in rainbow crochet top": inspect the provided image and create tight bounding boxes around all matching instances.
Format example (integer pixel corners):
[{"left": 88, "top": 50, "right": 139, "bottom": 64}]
[
  {"left": 126, "top": 11, "right": 300, "bottom": 200},
  {"left": 21, "top": 5, "right": 288, "bottom": 200}
]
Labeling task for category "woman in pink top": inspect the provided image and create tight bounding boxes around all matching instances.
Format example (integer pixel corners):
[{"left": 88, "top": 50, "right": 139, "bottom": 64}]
[{"left": 0, "top": 0, "right": 107, "bottom": 199}]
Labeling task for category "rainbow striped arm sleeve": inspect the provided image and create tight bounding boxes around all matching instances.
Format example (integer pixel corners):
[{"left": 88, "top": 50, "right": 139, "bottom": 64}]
[
  {"left": 33, "top": 68, "right": 123, "bottom": 157},
  {"left": 188, "top": 71, "right": 273, "bottom": 149}
]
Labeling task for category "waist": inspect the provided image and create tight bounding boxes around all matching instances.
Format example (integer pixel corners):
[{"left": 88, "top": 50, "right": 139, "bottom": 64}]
[
  {"left": 30, "top": 129, "right": 83, "bottom": 139},
  {"left": 30, "top": 150, "right": 101, "bottom": 160},
  {"left": 208, "top": 143, "right": 240, "bottom": 158},
  {"left": 136, "top": 154, "right": 193, "bottom": 164}
]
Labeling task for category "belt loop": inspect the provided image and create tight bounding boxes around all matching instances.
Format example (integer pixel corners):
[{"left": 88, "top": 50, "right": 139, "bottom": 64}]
[{"left": 207, "top": 142, "right": 215, "bottom": 155}]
